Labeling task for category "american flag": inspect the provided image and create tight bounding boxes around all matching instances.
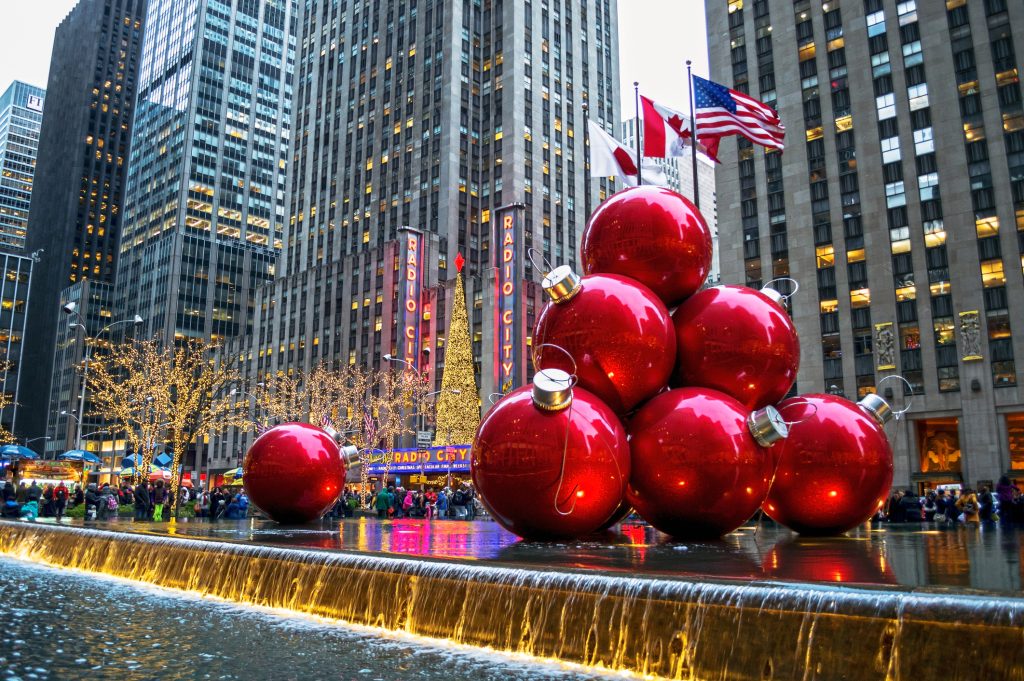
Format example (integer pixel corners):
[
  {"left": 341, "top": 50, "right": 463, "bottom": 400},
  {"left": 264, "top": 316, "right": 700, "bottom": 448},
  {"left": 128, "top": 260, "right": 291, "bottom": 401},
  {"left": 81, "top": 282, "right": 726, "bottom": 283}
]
[{"left": 693, "top": 75, "right": 785, "bottom": 161}]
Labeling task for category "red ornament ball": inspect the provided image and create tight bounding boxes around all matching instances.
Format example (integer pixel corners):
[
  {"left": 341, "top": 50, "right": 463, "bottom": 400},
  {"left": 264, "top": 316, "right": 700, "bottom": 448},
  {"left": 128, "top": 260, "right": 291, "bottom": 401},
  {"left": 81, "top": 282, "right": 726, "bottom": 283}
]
[
  {"left": 626, "top": 387, "right": 775, "bottom": 539},
  {"left": 532, "top": 272, "right": 675, "bottom": 414},
  {"left": 472, "top": 383, "right": 630, "bottom": 540},
  {"left": 672, "top": 285, "right": 799, "bottom": 410},
  {"left": 243, "top": 422, "right": 347, "bottom": 524},
  {"left": 762, "top": 394, "right": 894, "bottom": 535},
  {"left": 582, "top": 186, "right": 713, "bottom": 307}
]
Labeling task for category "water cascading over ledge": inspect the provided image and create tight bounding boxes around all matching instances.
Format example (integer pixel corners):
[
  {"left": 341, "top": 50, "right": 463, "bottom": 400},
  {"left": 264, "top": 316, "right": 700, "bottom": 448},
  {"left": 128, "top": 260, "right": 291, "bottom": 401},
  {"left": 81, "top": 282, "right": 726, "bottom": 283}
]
[{"left": 1, "top": 522, "right": 1021, "bottom": 680}]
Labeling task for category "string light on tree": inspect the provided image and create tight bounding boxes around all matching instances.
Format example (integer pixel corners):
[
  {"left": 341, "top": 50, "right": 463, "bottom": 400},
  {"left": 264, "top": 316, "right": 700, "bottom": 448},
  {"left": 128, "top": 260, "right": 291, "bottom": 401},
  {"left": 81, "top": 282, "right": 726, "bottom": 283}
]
[{"left": 433, "top": 252, "right": 480, "bottom": 446}]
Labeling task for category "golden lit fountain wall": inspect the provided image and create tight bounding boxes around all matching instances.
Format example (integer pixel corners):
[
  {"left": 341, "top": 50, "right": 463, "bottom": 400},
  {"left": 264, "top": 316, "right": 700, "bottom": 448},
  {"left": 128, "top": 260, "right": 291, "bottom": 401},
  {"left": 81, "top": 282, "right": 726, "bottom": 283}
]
[{"left": 2, "top": 522, "right": 1022, "bottom": 679}]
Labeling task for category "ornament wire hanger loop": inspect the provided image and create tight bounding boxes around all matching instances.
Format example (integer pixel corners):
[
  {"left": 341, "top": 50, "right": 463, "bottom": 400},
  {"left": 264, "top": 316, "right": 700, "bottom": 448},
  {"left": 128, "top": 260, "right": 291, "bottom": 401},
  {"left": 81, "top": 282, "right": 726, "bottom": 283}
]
[
  {"left": 487, "top": 392, "right": 505, "bottom": 405},
  {"left": 763, "top": 277, "right": 800, "bottom": 301},
  {"left": 877, "top": 374, "right": 915, "bottom": 419},
  {"left": 777, "top": 399, "right": 819, "bottom": 427},
  {"left": 535, "top": 342, "right": 579, "bottom": 379},
  {"left": 527, "top": 247, "right": 555, "bottom": 275}
]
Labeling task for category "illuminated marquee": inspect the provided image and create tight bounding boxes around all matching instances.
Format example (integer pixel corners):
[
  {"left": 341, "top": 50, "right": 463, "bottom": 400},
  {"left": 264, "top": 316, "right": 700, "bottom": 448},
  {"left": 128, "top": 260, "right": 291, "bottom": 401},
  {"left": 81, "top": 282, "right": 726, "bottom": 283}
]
[
  {"left": 494, "top": 204, "right": 524, "bottom": 394},
  {"left": 399, "top": 228, "right": 425, "bottom": 370}
]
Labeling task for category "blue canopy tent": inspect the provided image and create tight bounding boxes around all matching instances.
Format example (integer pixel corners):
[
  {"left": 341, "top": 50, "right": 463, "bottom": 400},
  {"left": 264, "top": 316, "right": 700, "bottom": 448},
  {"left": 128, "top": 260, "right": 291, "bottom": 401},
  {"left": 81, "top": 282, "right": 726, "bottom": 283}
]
[
  {"left": 153, "top": 452, "right": 173, "bottom": 468},
  {"left": 58, "top": 450, "right": 103, "bottom": 464},
  {"left": 0, "top": 444, "right": 38, "bottom": 462}
]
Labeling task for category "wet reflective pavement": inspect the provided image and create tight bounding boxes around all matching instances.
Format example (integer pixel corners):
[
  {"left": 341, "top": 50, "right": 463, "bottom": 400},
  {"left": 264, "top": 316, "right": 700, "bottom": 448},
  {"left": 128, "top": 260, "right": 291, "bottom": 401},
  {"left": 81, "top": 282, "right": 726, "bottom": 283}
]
[
  {"left": 35, "top": 515, "right": 1024, "bottom": 594},
  {"left": 0, "top": 557, "right": 624, "bottom": 681}
]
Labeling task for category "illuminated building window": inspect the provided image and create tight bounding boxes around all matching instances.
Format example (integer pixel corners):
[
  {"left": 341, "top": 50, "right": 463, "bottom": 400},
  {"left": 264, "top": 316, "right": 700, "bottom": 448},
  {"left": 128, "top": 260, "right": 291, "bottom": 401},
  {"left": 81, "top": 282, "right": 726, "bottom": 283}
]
[
  {"left": 815, "top": 245, "right": 835, "bottom": 268},
  {"left": 980, "top": 259, "right": 1005, "bottom": 288}
]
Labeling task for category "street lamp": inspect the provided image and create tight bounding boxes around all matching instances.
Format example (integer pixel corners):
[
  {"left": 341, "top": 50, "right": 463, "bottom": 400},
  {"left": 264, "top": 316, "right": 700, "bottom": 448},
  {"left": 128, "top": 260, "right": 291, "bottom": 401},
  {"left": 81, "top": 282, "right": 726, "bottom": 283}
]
[
  {"left": 62, "top": 302, "right": 143, "bottom": 459},
  {"left": 19, "top": 436, "right": 51, "bottom": 457}
]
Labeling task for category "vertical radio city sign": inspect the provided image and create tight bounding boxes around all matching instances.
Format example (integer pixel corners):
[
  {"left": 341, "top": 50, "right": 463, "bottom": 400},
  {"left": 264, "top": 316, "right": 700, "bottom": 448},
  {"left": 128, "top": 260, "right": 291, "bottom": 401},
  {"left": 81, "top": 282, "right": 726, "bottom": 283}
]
[
  {"left": 399, "top": 227, "right": 425, "bottom": 370},
  {"left": 493, "top": 203, "right": 525, "bottom": 394}
]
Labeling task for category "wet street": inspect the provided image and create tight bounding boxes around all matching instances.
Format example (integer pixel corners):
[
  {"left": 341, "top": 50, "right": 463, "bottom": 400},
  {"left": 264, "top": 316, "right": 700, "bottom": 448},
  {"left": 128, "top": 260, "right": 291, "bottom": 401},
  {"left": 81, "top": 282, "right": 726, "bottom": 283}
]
[{"left": 0, "top": 557, "right": 625, "bottom": 681}]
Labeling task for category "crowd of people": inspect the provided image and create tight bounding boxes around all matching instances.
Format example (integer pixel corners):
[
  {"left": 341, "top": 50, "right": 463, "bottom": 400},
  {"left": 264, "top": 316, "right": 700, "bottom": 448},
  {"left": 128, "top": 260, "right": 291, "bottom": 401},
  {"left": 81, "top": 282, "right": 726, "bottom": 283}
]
[
  {"left": 321, "top": 483, "right": 482, "bottom": 520},
  {"left": 0, "top": 478, "right": 251, "bottom": 522},
  {"left": 883, "top": 476, "right": 1024, "bottom": 526}
]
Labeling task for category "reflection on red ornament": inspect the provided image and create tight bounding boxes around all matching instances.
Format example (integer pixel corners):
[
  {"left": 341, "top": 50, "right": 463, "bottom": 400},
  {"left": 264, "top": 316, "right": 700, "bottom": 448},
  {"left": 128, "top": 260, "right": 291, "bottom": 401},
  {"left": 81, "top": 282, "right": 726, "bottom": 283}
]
[
  {"left": 472, "top": 372, "right": 630, "bottom": 540},
  {"left": 627, "top": 388, "right": 779, "bottom": 539},
  {"left": 581, "top": 186, "right": 713, "bottom": 307},
  {"left": 762, "top": 537, "right": 897, "bottom": 585},
  {"left": 243, "top": 422, "right": 347, "bottom": 524},
  {"left": 532, "top": 269, "right": 676, "bottom": 414},
  {"left": 672, "top": 285, "right": 799, "bottom": 410},
  {"left": 762, "top": 394, "right": 893, "bottom": 535}
]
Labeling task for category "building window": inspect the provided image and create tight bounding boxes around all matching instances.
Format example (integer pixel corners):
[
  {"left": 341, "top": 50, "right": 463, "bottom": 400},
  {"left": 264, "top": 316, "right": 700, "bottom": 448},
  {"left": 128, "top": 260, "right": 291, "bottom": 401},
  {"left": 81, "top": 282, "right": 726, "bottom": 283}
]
[
  {"left": 917, "top": 418, "right": 962, "bottom": 473},
  {"left": 1008, "top": 413, "right": 1024, "bottom": 470}
]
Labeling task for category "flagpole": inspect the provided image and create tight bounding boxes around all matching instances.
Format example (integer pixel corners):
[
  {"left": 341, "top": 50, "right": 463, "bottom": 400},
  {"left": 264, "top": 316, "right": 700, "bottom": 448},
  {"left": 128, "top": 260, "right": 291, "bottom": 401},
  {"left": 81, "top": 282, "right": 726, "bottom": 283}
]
[
  {"left": 687, "top": 61, "right": 700, "bottom": 210},
  {"left": 633, "top": 81, "right": 643, "bottom": 186}
]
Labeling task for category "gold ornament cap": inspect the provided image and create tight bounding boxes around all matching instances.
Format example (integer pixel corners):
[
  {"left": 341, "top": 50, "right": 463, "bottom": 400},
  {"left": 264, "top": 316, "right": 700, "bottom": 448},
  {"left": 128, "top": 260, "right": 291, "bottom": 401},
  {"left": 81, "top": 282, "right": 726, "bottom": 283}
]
[
  {"left": 747, "top": 405, "right": 788, "bottom": 447},
  {"left": 532, "top": 368, "right": 574, "bottom": 411},
  {"left": 543, "top": 265, "right": 582, "bottom": 303},
  {"left": 858, "top": 393, "right": 893, "bottom": 426}
]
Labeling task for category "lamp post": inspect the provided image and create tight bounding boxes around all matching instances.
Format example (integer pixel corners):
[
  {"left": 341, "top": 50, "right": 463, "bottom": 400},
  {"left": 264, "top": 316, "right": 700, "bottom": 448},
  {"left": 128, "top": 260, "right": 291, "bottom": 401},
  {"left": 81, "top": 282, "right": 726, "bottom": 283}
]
[
  {"left": 62, "top": 301, "right": 143, "bottom": 458},
  {"left": 415, "top": 388, "right": 460, "bottom": 489},
  {"left": 383, "top": 353, "right": 423, "bottom": 452}
]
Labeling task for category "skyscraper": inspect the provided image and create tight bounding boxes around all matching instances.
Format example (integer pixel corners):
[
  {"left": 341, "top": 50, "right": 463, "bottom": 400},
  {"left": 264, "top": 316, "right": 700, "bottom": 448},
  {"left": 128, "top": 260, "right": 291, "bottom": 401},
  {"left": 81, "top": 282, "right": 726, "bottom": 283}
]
[
  {"left": 115, "top": 0, "right": 297, "bottom": 344},
  {"left": 0, "top": 252, "right": 33, "bottom": 438},
  {"left": 707, "top": 0, "right": 1024, "bottom": 489},
  {"left": 0, "top": 82, "right": 45, "bottom": 252},
  {"left": 207, "top": 0, "right": 621, "bottom": 473},
  {"left": 21, "top": 0, "right": 148, "bottom": 448}
]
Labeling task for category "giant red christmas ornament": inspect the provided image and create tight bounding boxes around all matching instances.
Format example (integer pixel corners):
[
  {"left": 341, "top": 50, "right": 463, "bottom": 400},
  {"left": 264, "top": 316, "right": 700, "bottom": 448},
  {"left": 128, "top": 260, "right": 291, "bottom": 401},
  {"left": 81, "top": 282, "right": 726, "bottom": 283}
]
[
  {"left": 672, "top": 285, "right": 799, "bottom": 410},
  {"left": 626, "top": 387, "right": 787, "bottom": 539},
  {"left": 472, "top": 369, "right": 630, "bottom": 540},
  {"left": 532, "top": 267, "right": 675, "bottom": 414},
  {"left": 581, "top": 186, "right": 713, "bottom": 307},
  {"left": 243, "top": 422, "right": 351, "bottom": 524},
  {"left": 762, "top": 394, "right": 894, "bottom": 535}
]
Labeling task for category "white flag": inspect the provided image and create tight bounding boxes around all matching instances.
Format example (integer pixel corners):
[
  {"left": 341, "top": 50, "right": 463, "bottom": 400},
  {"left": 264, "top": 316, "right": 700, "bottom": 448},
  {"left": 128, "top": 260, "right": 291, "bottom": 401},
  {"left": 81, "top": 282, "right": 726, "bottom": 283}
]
[{"left": 588, "top": 120, "right": 668, "bottom": 187}]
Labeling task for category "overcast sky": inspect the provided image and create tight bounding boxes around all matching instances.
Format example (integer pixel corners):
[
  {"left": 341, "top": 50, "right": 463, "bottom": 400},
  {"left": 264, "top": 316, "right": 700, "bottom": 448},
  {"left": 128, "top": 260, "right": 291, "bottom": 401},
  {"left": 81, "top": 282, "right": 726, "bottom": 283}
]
[{"left": 0, "top": 1, "right": 707, "bottom": 123}]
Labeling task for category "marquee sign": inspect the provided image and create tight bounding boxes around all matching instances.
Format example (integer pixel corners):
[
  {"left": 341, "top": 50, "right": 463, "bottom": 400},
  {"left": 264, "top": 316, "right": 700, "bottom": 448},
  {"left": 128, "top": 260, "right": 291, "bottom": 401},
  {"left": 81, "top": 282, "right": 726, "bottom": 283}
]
[
  {"left": 493, "top": 203, "right": 525, "bottom": 394},
  {"left": 398, "top": 227, "right": 425, "bottom": 370},
  {"left": 364, "top": 446, "right": 471, "bottom": 475}
]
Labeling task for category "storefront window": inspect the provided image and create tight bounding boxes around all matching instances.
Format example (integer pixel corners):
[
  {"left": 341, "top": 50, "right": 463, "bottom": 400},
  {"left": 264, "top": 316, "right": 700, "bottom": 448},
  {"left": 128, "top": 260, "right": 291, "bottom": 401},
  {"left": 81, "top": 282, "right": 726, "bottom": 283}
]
[
  {"left": 1008, "top": 413, "right": 1024, "bottom": 470},
  {"left": 917, "top": 418, "right": 961, "bottom": 472}
]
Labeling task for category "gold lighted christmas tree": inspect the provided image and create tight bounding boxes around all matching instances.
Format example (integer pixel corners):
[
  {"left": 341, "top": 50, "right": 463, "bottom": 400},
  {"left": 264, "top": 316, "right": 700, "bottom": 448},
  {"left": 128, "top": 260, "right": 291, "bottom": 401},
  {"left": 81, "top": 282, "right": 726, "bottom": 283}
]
[{"left": 433, "top": 253, "right": 480, "bottom": 445}]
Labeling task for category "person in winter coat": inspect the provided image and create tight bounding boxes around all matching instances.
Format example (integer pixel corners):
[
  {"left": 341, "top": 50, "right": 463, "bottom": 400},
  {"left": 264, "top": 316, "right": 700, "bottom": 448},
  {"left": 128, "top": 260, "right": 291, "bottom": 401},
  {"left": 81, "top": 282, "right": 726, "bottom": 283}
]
[
  {"left": 152, "top": 481, "right": 167, "bottom": 521},
  {"left": 97, "top": 484, "right": 116, "bottom": 520},
  {"left": 84, "top": 483, "right": 101, "bottom": 521},
  {"left": 54, "top": 482, "right": 69, "bottom": 521},
  {"left": 375, "top": 488, "right": 390, "bottom": 518},
  {"left": 25, "top": 482, "right": 42, "bottom": 503},
  {"left": 436, "top": 489, "right": 449, "bottom": 519},
  {"left": 978, "top": 486, "right": 995, "bottom": 522},
  {"left": 957, "top": 489, "right": 980, "bottom": 523},
  {"left": 996, "top": 476, "right": 1017, "bottom": 527},
  {"left": 402, "top": 490, "right": 414, "bottom": 515},
  {"left": 133, "top": 482, "right": 151, "bottom": 521}
]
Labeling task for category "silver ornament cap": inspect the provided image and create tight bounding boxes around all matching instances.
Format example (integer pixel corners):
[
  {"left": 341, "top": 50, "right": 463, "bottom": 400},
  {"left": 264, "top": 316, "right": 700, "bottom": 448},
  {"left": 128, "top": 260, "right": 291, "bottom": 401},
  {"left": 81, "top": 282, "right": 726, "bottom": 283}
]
[
  {"left": 747, "top": 405, "right": 789, "bottom": 447},
  {"left": 532, "top": 368, "right": 574, "bottom": 411},
  {"left": 760, "top": 285, "right": 787, "bottom": 309},
  {"left": 340, "top": 444, "right": 361, "bottom": 467},
  {"left": 858, "top": 393, "right": 893, "bottom": 426},
  {"left": 542, "top": 265, "right": 582, "bottom": 303}
]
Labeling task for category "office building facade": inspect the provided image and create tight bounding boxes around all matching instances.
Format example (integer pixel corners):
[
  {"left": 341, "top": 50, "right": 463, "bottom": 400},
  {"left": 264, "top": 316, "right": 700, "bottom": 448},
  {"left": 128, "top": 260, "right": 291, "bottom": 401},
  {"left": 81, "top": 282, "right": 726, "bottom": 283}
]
[
  {"left": 21, "top": 0, "right": 148, "bottom": 444},
  {"left": 707, "top": 0, "right": 1024, "bottom": 489},
  {"left": 207, "top": 0, "right": 619, "bottom": 471},
  {"left": 620, "top": 114, "right": 720, "bottom": 283},
  {"left": 115, "top": 0, "right": 297, "bottom": 345},
  {"left": 0, "top": 252, "right": 33, "bottom": 439},
  {"left": 0, "top": 82, "right": 46, "bottom": 252}
]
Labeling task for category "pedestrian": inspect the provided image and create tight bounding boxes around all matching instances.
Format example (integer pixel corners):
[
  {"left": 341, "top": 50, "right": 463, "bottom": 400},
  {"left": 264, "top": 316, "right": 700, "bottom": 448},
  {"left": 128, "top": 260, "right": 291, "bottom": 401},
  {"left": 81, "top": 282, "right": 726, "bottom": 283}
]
[
  {"left": 922, "top": 490, "right": 937, "bottom": 522},
  {"left": 996, "top": 476, "right": 1016, "bottom": 527},
  {"left": 375, "top": 487, "right": 390, "bottom": 519},
  {"left": 84, "top": 483, "right": 100, "bottom": 521},
  {"left": 978, "top": 485, "right": 994, "bottom": 523},
  {"left": 133, "top": 481, "right": 150, "bottom": 521},
  {"left": 98, "top": 484, "right": 118, "bottom": 521},
  {"left": 54, "top": 481, "right": 68, "bottom": 521},
  {"left": 152, "top": 481, "right": 166, "bottom": 522},
  {"left": 957, "top": 488, "right": 980, "bottom": 523},
  {"left": 26, "top": 480, "right": 42, "bottom": 504},
  {"left": 402, "top": 489, "right": 414, "bottom": 516},
  {"left": 436, "top": 488, "right": 449, "bottom": 519}
]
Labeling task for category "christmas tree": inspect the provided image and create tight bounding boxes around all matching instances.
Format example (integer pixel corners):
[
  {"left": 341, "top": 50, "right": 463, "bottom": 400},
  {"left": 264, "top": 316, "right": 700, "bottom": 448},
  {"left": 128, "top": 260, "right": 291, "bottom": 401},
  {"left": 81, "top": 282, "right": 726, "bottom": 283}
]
[{"left": 433, "top": 253, "right": 480, "bottom": 445}]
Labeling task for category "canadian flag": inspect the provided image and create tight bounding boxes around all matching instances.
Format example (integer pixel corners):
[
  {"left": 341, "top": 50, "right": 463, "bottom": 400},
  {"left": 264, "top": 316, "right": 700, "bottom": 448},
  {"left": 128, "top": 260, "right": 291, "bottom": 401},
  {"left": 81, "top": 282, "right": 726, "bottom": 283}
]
[
  {"left": 588, "top": 120, "right": 668, "bottom": 187},
  {"left": 640, "top": 95, "right": 693, "bottom": 158}
]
